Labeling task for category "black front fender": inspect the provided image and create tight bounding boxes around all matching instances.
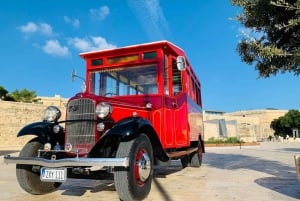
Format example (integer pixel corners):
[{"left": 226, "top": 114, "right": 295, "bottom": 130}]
[
  {"left": 89, "top": 117, "right": 167, "bottom": 160},
  {"left": 107, "top": 117, "right": 151, "bottom": 141},
  {"left": 17, "top": 121, "right": 64, "bottom": 145}
]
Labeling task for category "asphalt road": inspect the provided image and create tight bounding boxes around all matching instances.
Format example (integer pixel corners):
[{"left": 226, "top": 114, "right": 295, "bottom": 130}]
[{"left": 1, "top": 142, "right": 300, "bottom": 201}]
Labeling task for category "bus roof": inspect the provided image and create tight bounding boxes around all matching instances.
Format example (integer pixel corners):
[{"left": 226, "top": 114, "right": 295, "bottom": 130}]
[{"left": 79, "top": 40, "right": 185, "bottom": 59}]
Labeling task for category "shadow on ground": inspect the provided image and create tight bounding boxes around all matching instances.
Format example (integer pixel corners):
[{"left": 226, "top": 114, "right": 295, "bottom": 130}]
[
  {"left": 0, "top": 150, "right": 19, "bottom": 156},
  {"left": 58, "top": 161, "right": 183, "bottom": 198},
  {"left": 203, "top": 151, "right": 300, "bottom": 199},
  {"left": 280, "top": 148, "right": 300, "bottom": 153}
]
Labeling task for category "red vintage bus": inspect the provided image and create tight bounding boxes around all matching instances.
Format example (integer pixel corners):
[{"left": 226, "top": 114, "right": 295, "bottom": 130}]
[{"left": 5, "top": 41, "right": 204, "bottom": 201}]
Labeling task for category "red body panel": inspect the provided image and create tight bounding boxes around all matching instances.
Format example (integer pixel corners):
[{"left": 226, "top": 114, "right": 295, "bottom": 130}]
[{"left": 74, "top": 41, "right": 203, "bottom": 150}]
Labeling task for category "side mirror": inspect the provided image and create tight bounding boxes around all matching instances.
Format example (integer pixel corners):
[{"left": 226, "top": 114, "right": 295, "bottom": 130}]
[
  {"left": 71, "top": 69, "right": 85, "bottom": 82},
  {"left": 176, "top": 56, "right": 186, "bottom": 71},
  {"left": 71, "top": 69, "right": 87, "bottom": 92},
  {"left": 71, "top": 69, "right": 76, "bottom": 82}
]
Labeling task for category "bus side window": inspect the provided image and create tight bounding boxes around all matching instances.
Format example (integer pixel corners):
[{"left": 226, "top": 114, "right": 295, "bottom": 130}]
[{"left": 172, "top": 59, "right": 182, "bottom": 95}]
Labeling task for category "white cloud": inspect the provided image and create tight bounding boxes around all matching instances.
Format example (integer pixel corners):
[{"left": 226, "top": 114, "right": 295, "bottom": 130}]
[
  {"left": 18, "top": 22, "right": 54, "bottom": 36},
  {"left": 90, "top": 6, "right": 110, "bottom": 20},
  {"left": 42, "top": 40, "right": 69, "bottom": 57},
  {"left": 68, "top": 36, "right": 116, "bottom": 52},
  {"left": 18, "top": 21, "right": 115, "bottom": 57},
  {"left": 127, "top": 0, "right": 171, "bottom": 40},
  {"left": 91, "top": 36, "right": 116, "bottom": 50},
  {"left": 68, "top": 37, "right": 91, "bottom": 51},
  {"left": 39, "top": 23, "right": 53, "bottom": 36},
  {"left": 64, "top": 16, "right": 80, "bottom": 28},
  {"left": 18, "top": 22, "right": 38, "bottom": 33}
]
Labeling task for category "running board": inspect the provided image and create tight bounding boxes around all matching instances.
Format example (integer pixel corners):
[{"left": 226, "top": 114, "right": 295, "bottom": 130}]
[{"left": 167, "top": 147, "right": 198, "bottom": 158}]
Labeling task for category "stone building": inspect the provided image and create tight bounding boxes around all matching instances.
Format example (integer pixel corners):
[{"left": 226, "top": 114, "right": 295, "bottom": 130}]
[
  {"left": 36, "top": 95, "right": 68, "bottom": 108},
  {"left": 0, "top": 94, "right": 293, "bottom": 148},
  {"left": 0, "top": 95, "right": 67, "bottom": 148},
  {"left": 203, "top": 109, "right": 289, "bottom": 142}
]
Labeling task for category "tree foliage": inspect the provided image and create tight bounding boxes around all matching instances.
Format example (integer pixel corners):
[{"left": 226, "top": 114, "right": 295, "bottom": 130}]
[
  {"left": 0, "top": 86, "right": 37, "bottom": 102},
  {"left": 10, "top": 89, "right": 37, "bottom": 102},
  {"left": 270, "top": 110, "right": 300, "bottom": 137},
  {"left": 231, "top": 0, "right": 300, "bottom": 77},
  {"left": 0, "top": 86, "right": 8, "bottom": 100}
]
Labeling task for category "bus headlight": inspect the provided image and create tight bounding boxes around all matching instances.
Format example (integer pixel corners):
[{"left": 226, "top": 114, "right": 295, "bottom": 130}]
[
  {"left": 95, "top": 102, "right": 112, "bottom": 119},
  {"left": 53, "top": 125, "right": 61, "bottom": 134},
  {"left": 97, "top": 122, "right": 105, "bottom": 131},
  {"left": 43, "top": 106, "right": 61, "bottom": 122}
]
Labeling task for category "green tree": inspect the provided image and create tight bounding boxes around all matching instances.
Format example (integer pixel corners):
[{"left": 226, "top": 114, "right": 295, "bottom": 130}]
[
  {"left": 0, "top": 86, "right": 8, "bottom": 100},
  {"left": 231, "top": 0, "right": 300, "bottom": 77},
  {"left": 0, "top": 86, "right": 15, "bottom": 101},
  {"left": 10, "top": 88, "right": 37, "bottom": 102},
  {"left": 270, "top": 110, "right": 300, "bottom": 137}
]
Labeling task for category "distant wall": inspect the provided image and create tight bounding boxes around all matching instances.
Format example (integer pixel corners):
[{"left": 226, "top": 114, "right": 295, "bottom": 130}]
[
  {"left": 204, "top": 109, "right": 288, "bottom": 142},
  {"left": 0, "top": 100, "right": 66, "bottom": 149},
  {"left": 0, "top": 99, "right": 290, "bottom": 148}
]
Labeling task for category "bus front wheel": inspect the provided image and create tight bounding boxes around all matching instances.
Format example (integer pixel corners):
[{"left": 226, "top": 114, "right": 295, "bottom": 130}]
[{"left": 114, "top": 134, "right": 153, "bottom": 201}]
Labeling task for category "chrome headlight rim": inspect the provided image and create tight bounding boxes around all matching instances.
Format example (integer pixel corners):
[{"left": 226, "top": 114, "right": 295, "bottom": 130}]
[
  {"left": 95, "top": 102, "right": 112, "bottom": 119},
  {"left": 43, "top": 106, "right": 61, "bottom": 122}
]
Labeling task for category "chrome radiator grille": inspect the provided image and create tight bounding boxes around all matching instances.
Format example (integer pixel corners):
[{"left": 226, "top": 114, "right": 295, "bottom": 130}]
[{"left": 66, "top": 98, "right": 96, "bottom": 153}]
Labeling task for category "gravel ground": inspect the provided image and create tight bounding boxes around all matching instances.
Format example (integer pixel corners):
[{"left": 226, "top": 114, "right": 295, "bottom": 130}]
[{"left": 1, "top": 142, "right": 300, "bottom": 201}]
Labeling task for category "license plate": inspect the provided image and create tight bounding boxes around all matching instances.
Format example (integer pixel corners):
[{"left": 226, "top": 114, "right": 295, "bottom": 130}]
[{"left": 40, "top": 167, "right": 67, "bottom": 182}]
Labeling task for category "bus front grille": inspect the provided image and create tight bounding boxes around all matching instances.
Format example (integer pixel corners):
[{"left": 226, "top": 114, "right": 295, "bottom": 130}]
[{"left": 65, "top": 98, "right": 96, "bottom": 154}]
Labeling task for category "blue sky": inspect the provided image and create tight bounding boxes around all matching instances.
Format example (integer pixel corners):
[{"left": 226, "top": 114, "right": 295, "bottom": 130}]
[{"left": 0, "top": 0, "right": 299, "bottom": 112}]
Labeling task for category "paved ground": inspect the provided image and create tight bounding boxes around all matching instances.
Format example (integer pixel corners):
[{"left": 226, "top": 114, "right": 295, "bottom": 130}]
[{"left": 1, "top": 142, "right": 300, "bottom": 201}]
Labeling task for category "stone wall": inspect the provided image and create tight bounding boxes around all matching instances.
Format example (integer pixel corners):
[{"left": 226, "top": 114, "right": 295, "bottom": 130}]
[
  {"left": 0, "top": 99, "right": 290, "bottom": 148},
  {"left": 0, "top": 100, "right": 66, "bottom": 149},
  {"left": 204, "top": 109, "right": 288, "bottom": 142}
]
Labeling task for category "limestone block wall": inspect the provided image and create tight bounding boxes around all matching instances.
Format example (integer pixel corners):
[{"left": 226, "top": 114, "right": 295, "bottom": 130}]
[
  {"left": 0, "top": 99, "right": 290, "bottom": 147},
  {"left": 0, "top": 101, "right": 66, "bottom": 149},
  {"left": 204, "top": 109, "right": 288, "bottom": 142}
]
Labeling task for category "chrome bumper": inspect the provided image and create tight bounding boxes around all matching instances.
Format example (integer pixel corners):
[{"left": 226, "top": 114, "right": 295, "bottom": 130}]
[
  {"left": 3, "top": 155, "right": 129, "bottom": 168},
  {"left": 294, "top": 155, "right": 300, "bottom": 180}
]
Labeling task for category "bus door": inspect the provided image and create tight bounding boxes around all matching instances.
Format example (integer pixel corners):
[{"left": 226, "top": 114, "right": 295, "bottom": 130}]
[
  {"left": 163, "top": 56, "right": 189, "bottom": 148},
  {"left": 171, "top": 58, "right": 189, "bottom": 146},
  {"left": 162, "top": 54, "right": 175, "bottom": 147}
]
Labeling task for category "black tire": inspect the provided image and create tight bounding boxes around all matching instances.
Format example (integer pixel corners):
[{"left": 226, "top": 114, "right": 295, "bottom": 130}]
[
  {"left": 16, "top": 138, "right": 61, "bottom": 195},
  {"left": 180, "top": 155, "right": 190, "bottom": 168},
  {"left": 190, "top": 139, "right": 203, "bottom": 167},
  {"left": 114, "top": 134, "right": 153, "bottom": 201},
  {"left": 180, "top": 140, "right": 203, "bottom": 168}
]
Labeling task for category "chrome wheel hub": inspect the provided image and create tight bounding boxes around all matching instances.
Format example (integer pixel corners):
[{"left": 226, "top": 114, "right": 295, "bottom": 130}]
[{"left": 137, "top": 152, "right": 151, "bottom": 182}]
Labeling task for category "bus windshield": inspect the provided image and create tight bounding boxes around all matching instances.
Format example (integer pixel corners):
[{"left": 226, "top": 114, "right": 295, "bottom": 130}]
[{"left": 90, "top": 64, "right": 158, "bottom": 96}]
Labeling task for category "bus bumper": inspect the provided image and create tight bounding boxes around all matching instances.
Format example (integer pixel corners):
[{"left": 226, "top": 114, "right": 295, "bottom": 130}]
[{"left": 3, "top": 154, "right": 129, "bottom": 169}]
